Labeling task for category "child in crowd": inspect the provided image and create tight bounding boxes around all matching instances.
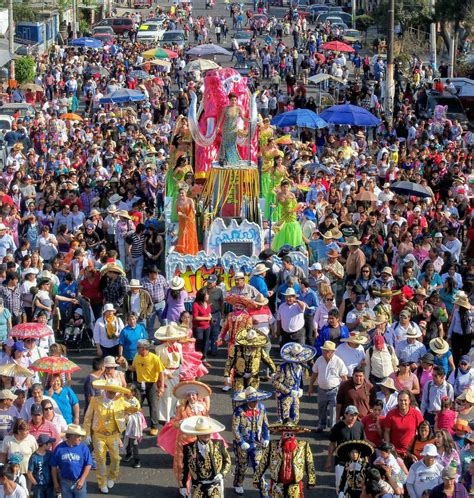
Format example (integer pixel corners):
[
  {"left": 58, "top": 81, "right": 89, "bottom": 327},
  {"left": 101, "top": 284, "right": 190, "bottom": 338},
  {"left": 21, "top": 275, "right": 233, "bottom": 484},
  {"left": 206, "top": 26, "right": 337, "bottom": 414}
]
[
  {"left": 435, "top": 397, "right": 457, "bottom": 434},
  {"left": 27, "top": 434, "right": 55, "bottom": 498},
  {"left": 123, "top": 383, "right": 145, "bottom": 469},
  {"left": 8, "top": 452, "right": 28, "bottom": 496}
]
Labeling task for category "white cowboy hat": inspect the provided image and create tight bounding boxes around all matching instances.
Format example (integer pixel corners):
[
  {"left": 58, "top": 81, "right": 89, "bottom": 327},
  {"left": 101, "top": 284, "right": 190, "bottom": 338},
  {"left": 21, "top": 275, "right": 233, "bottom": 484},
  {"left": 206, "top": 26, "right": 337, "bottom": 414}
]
[
  {"left": 170, "top": 276, "right": 185, "bottom": 291},
  {"left": 154, "top": 323, "right": 188, "bottom": 342},
  {"left": 282, "top": 288, "right": 297, "bottom": 297},
  {"left": 107, "top": 204, "right": 118, "bottom": 214},
  {"left": 102, "top": 303, "right": 117, "bottom": 314},
  {"left": 173, "top": 381, "right": 212, "bottom": 400},
  {"left": 108, "top": 194, "right": 123, "bottom": 205},
  {"left": 406, "top": 327, "right": 422, "bottom": 339},
  {"left": 127, "top": 279, "right": 143, "bottom": 289},
  {"left": 378, "top": 377, "right": 398, "bottom": 391},
  {"left": 180, "top": 416, "right": 225, "bottom": 436},
  {"left": 65, "top": 424, "right": 87, "bottom": 437}
]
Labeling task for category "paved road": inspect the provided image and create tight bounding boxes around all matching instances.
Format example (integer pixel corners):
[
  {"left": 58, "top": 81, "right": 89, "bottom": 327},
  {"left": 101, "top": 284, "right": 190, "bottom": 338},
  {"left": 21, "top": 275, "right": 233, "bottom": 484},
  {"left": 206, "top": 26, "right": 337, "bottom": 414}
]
[{"left": 77, "top": 0, "right": 334, "bottom": 495}]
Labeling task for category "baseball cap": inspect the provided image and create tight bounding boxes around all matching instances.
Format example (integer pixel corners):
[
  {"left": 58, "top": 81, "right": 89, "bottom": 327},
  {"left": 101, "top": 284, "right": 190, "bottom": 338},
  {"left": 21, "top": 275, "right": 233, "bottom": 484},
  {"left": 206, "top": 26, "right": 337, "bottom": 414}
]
[
  {"left": 37, "top": 434, "right": 56, "bottom": 445},
  {"left": 345, "top": 405, "right": 359, "bottom": 415},
  {"left": 30, "top": 403, "right": 43, "bottom": 416},
  {"left": 434, "top": 232, "right": 443, "bottom": 238},
  {"left": 207, "top": 275, "right": 218, "bottom": 284},
  {"left": 460, "top": 355, "right": 471, "bottom": 364},
  {"left": 309, "top": 263, "right": 322, "bottom": 271}
]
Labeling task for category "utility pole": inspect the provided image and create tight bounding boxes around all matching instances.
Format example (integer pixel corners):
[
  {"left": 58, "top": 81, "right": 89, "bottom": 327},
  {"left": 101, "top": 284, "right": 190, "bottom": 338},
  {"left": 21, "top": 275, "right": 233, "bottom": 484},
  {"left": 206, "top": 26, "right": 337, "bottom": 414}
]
[
  {"left": 429, "top": 0, "right": 437, "bottom": 70},
  {"left": 8, "top": 0, "right": 14, "bottom": 82},
  {"left": 352, "top": 0, "right": 356, "bottom": 29},
  {"left": 72, "top": 0, "right": 77, "bottom": 39},
  {"left": 384, "top": 0, "right": 395, "bottom": 123},
  {"left": 448, "top": 27, "right": 456, "bottom": 78}
]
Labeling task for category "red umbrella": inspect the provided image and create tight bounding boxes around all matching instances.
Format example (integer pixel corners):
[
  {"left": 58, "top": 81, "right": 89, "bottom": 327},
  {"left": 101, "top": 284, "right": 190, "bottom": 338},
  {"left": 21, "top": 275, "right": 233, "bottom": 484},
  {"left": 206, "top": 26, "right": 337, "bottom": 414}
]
[
  {"left": 321, "top": 41, "right": 355, "bottom": 53},
  {"left": 31, "top": 356, "right": 80, "bottom": 374},
  {"left": 9, "top": 322, "right": 53, "bottom": 340},
  {"left": 314, "top": 52, "right": 326, "bottom": 63},
  {"left": 161, "top": 48, "right": 178, "bottom": 59}
]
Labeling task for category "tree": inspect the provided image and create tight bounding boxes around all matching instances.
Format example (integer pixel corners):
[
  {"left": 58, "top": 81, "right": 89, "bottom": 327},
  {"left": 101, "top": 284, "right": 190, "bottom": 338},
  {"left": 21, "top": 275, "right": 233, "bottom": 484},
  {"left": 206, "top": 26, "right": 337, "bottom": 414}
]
[
  {"left": 433, "top": 0, "right": 471, "bottom": 52},
  {"left": 356, "top": 15, "right": 375, "bottom": 42},
  {"left": 15, "top": 56, "right": 35, "bottom": 84}
]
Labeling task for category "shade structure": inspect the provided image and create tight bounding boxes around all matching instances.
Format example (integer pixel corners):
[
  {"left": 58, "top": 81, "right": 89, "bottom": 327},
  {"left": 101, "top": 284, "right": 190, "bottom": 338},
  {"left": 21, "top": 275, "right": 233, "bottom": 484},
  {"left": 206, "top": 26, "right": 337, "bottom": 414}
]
[
  {"left": 321, "top": 40, "right": 355, "bottom": 52},
  {"left": 271, "top": 109, "right": 327, "bottom": 129},
  {"left": 319, "top": 104, "right": 381, "bottom": 126},
  {"left": 31, "top": 356, "right": 80, "bottom": 374},
  {"left": 142, "top": 47, "right": 178, "bottom": 59},
  {"left": 9, "top": 322, "right": 53, "bottom": 340},
  {"left": 69, "top": 37, "right": 103, "bottom": 49},
  {"left": 184, "top": 59, "right": 220, "bottom": 72},
  {"left": 20, "top": 83, "right": 43, "bottom": 92},
  {"left": 0, "top": 363, "right": 34, "bottom": 378},
  {"left": 84, "top": 66, "right": 109, "bottom": 78},
  {"left": 187, "top": 44, "right": 232, "bottom": 57},
  {"left": 355, "top": 190, "right": 378, "bottom": 202},
  {"left": 99, "top": 88, "right": 146, "bottom": 104},
  {"left": 129, "top": 69, "right": 151, "bottom": 80},
  {"left": 389, "top": 181, "right": 433, "bottom": 198},
  {"left": 60, "top": 113, "right": 83, "bottom": 121}
]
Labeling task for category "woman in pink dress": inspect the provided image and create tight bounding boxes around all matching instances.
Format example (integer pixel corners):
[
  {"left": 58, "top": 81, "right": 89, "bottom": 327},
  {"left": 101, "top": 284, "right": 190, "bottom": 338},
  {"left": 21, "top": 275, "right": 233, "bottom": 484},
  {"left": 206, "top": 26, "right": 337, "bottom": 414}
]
[{"left": 177, "top": 310, "right": 208, "bottom": 381}]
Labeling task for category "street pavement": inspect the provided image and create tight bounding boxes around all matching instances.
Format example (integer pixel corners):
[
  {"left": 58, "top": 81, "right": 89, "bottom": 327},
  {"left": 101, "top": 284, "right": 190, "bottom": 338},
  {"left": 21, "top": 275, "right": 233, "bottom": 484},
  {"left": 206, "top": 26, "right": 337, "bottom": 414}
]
[{"left": 77, "top": 0, "right": 335, "bottom": 495}]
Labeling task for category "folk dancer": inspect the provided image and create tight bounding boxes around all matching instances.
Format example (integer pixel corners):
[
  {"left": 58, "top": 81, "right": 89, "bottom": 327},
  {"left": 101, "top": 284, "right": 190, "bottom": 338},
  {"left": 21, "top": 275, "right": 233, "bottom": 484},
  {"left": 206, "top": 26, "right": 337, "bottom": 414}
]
[{"left": 273, "top": 342, "right": 316, "bottom": 424}]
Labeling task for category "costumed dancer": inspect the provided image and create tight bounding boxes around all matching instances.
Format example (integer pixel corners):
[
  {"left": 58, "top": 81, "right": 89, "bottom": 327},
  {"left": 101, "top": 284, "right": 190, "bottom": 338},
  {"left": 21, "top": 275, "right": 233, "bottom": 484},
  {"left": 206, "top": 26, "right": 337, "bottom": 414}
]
[
  {"left": 261, "top": 138, "right": 284, "bottom": 220},
  {"left": 224, "top": 328, "right": 276, "bottom": 392},
  {"left": 179, "top": 416, "right": 231, "bottom": 498},
  {"left": 335, "top": 440, "right": 374, "bottom": 498},
  {"left": 217, "top": 92, "right": 246, "bottom": 166},
  {"left": 271, "top": 180, "right": 304, "bottom": 252},
  {"left": 253, "top": 423, "right": 316, "bottom": 497},
  {"left": 83, "top": 380, "right": 139, "bottom": 495},
  {"left": 217, "top": 296, "right": 253, "bottom": 392},
  {"left": 154, "top": 323, "right": 187, "bottom": 424},
  {"left": 232, "top": 386, "right": 271, "bottom": 497},
  {"left": 178, "top": 310, "right": 209, "bottom": 381},
  {"left": 265, "top": 157, "right": 289, "bottom": 222},
  {"left": 166, "top": 156, "right": 192, "bottom": 223},
  {"left": 273, "top": 342, "right": 316, "bottom": 424}
]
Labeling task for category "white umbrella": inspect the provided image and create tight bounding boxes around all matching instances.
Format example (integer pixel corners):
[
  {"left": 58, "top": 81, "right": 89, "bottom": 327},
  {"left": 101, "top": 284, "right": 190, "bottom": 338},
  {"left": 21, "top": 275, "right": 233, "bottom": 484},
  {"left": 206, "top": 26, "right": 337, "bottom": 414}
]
[{"left": 184, "top": 59, "right": 220, "bottom": 72}]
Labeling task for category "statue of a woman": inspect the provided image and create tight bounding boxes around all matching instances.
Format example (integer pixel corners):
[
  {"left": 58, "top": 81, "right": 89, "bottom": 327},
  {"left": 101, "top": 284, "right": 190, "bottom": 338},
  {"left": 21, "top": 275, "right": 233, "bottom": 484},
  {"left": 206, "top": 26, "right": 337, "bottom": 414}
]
[{"left": 217, "top": 92, "right": 247, "bottom": 166}]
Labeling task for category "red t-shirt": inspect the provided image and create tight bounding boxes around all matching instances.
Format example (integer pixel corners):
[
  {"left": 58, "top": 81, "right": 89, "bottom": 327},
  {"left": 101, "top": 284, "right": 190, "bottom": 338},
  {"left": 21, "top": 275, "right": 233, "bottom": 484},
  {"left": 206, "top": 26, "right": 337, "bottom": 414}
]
[
  {"left": 192, "top": 301, "right": 211, "bottom": 329},
  {"left": 361, "top": 414, "right": 386, "bottom": 448},
  {"left": 383, "top": 407, "right": 424, "bottom": 456}
]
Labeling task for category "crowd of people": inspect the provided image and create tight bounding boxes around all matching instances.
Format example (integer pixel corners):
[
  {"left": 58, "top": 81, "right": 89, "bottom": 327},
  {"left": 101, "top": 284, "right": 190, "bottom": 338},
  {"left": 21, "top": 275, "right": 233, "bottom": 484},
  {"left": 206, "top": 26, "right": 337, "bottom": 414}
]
[{"left": 0, "top": 0, "right": 471, "bottom": 497}]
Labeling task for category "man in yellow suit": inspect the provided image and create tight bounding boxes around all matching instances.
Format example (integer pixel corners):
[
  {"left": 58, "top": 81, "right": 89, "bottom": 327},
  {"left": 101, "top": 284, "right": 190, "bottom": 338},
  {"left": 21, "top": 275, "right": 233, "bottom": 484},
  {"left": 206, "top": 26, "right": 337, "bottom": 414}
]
[{"left": 83, "top": 380, "right": 139, "bottom": 495}]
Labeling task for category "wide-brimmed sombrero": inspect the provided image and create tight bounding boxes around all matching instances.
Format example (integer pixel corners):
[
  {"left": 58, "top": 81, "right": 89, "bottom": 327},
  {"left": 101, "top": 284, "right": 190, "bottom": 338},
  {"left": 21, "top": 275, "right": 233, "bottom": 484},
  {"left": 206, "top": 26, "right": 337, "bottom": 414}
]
[
  {"left": 180, "top": 416, "right": 225, "bottom": 435},
  {"left": 281, "top": 342, "right": 317, "bottom": 363},
  {"left": 236, "top": 329, "right": 268, "bottom": 347},
  {"left": 100, "top": 262, "right": 125, "bottom": 276},
  {"left": 92, "top": 379, "right": 131, "bottom": 396},
  {"left": 335, "top": 440, "right": 374, "bottom": 460},
  {"left": 154, "top": 322, "right": 188, "bottom": 342},
  {"left": 430, "top": 337, "right": 449, "bottom": 355},
  {"left": 225, "top": 294, "right": 257, "bottom": 309},
  {"left": 232, "top": 386, "right": 272, "bottom": 403},
  {"left": 173, "top": 380, "right": 211, "bottom": 400},
  {"left": 269, "top": 423, "right": 311, "bottom": 434},
  {"left": 340, "top": 332, "right": 369, "bottom": 345},
  {"left": 372, "top": 288, "right": 401, "bottom": 298}
]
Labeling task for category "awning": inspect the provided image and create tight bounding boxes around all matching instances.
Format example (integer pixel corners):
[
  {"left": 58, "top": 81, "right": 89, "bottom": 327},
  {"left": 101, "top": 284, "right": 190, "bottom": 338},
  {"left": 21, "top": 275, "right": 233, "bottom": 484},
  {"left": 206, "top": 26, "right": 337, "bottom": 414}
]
[{"left": 308, "top": 73, "right": 345, "bottom": 85}]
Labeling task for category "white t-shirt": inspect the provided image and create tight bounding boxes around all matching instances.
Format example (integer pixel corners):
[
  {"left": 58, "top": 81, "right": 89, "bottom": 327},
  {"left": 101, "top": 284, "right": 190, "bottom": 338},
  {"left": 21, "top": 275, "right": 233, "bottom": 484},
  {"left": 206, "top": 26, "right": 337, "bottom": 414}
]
[
  {"left": 0, "top": 483, "right": 28, "bottom": 498},
  {"left": 335, "top": 343, "right": 365, "bottom": 376},
  {"left": 312, "top": 354, "right": 348, "bottom": 390}
]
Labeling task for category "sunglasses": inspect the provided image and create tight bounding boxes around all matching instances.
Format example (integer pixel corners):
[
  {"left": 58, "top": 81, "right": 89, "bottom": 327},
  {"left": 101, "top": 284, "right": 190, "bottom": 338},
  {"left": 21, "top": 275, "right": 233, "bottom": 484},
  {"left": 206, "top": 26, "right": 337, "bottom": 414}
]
[{"left": 43, "top": 407, "right": 53, "bottom": 411}]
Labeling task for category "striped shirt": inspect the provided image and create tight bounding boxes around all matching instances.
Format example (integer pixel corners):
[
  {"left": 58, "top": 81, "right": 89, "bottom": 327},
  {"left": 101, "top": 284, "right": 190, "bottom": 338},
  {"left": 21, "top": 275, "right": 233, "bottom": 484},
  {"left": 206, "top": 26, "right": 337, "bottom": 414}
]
[{"left": 130, "top": 233, "right": 145, "bottom": 258}]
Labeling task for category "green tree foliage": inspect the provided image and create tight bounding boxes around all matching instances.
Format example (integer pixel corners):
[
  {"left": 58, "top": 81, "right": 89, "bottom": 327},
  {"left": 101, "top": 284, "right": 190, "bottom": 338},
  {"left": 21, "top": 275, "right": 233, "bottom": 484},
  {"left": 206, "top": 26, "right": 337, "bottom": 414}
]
[{"left": 15, "top": 56, "right": 35, "bottom": 84}]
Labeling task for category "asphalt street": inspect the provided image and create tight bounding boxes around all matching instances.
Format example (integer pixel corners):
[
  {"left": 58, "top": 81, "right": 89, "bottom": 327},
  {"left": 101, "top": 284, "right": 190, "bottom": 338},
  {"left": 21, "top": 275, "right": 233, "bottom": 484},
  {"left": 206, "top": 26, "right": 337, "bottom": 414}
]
[{"left": 75, "top": 0, "right": 334, "bottom": 495}]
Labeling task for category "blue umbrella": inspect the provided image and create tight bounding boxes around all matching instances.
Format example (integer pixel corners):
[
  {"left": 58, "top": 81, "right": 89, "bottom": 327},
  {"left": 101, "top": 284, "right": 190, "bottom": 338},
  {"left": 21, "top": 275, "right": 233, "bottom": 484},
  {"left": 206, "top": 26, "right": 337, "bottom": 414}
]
[
  {"left": 271, "top": 109, "right": 327, "bottom": 129},
  {"left": 69, "top": 37, "right": 103, "bottom": 49},
  {"left": 99, "top": 88, "right": 146, "bottom": 104},
  {"left": 187, "top": 44, "right": 232, "bottom": 57},
  {"left": 319, "top": 104, "right": 381, "bottom": 127}
]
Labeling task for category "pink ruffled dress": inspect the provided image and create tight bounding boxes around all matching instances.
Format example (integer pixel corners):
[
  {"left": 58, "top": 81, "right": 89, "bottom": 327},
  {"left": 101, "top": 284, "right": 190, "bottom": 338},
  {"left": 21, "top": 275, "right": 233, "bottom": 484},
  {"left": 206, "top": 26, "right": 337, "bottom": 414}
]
[{"left": 179, "top": 329, "right": 208, "bottom": 381}]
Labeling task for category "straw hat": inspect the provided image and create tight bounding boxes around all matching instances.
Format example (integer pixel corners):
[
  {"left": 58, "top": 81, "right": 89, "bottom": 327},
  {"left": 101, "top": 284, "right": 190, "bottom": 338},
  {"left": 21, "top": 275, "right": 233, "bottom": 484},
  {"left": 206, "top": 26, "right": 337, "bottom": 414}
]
[
  {"left": 173, "top": 380, "right": 211, "bottom": 400},
  {"left": 254, "top": 294, "right": 269, "bottom": 306},
  {"left": 321, "top": 340, "right": 336, "bottom": 352},
  {"left": 453, "top": 419, "right": 472, "bottom": 433},
  {"left": 280, "top": 342, "right": 317, "bottom": 363},
  {"left": 429, "top": 338, "right": 449, "bottom": 355},
  {"left": 345, "top": 236, "right": 361, "bottom": 246},
  {"left": 372, "top": 288, "right": 401, "bottom": 298},
  {"left": 180, "top": 416, "right": 225, "bottom": 436},
  {"left": 252, "top": 263, "right": 269, "bottom": 276},
  {"left": 330, "top": 228, "right": 343, "bottom": 239},
  {"left": 12, "top": 143, "right": 23, "bottom": 151},
  {"left": 92, "top": 379, "right": 131, "bottom": 396},
  {"left": 341, "top": 332, "right": 369, "bottom": 345},
  {"left": 154, "top": 323, "right": 188, "bottom": 342},
  {"left": 406, "top": 326, "right": 422, "bottom": 339},
  {"left": 282, "top": 288, "right": 297, "bottom": 297},
  {"left": 269, "top": 423, "right": 311, "bottom": 434},
  {"left": 457, "top": 389, "right": 474, "bottom": 404},
  {"left": 455, "top": 291, "right": 472, "bottom": 310},
  {"left": 103, "top": 356, "right": 119, "bottom": 368},
  {"left": 109, "top": 194, "right": 123, "bottom": 205},
  {"left": 127, "top": 279, "right": 143, "bottom": 289},
  {"left": 235, "top": 329, "right": 268, "bottom": 347},
  {"left": 378, "top": 377, "right": 398, "bottom": 391},
  {"left": 65, "top": 424, "right": 87, "bottom": 437},
  {"left": 107, "top": 204, "right": 118, "bottom": 214},
  {"left": 321, "top": 230, "right": 335, "bottom": 239},
  {"left": 327, "top": 248, "right": 340, "bottom": 258},
  {"left": 117, "top": 210, "right": 132, "bottom": 220},
  {"left": 100, "top": 263, "right": 125, "bottom": 276},
  {"left": 232, "top": 386, "right": 272, "bottom": 403},
  {"left": 415, "top": 287, "right": 428, "bottom": 297},
  {"left": 170, "top": 276, "right": 185, "bottom": 291}
]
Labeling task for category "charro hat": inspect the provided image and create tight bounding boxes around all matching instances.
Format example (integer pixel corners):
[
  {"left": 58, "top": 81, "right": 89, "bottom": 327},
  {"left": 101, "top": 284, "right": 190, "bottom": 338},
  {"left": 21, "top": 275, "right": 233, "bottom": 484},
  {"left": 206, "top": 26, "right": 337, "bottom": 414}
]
[
  {"left": 173, "top": 380, "right": 211, "bottom": 400},
  {"left": 180, "top": 416, "right": 225, "bottom": 436},
  {"left": 232, "top": 386, "right": 272, "bottom": 403},
  {"left": 335, "top": 440, "right": 374, "bottom": 460},
  {"left": 269, "top": 423, "right": 311, "bottom": 434},
  {"left": 92, "top": 379, "right": 131, "bottom": 396},
  {"left": 154, "top": 323, "right": 188, "bottom": 342},
  {"left": 236, "top": 329, "right": 268, "bottom": 347},
  {"left": 280, "top": 342, "right": 317, "bottom": 363}
]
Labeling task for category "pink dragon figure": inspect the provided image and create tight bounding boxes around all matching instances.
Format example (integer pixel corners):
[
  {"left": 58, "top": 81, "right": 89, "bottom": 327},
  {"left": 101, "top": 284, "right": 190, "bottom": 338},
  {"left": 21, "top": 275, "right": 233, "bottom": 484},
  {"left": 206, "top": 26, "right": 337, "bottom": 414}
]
[
  {"left": 432, "top": 104, "right": 452, "bottom": 135},
  {"left": 188, "top": 67, "right": 259, "bottom": 178}
]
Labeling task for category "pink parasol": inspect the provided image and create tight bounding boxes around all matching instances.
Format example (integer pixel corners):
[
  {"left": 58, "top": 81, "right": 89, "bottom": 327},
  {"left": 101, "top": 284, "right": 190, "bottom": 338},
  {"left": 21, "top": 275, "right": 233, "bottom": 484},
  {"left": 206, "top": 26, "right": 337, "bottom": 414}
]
[{"left": 9, "top": 322, "right": 53, "bottom": 340}]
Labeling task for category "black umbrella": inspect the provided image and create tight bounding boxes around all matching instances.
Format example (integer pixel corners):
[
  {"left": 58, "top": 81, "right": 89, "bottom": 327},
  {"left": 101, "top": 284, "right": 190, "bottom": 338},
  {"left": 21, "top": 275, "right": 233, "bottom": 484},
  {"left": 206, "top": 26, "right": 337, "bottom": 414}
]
[
  {"left": 335, "top": 440, "right": 374, "bottom": 461},
  {"left": 389, "top": 181, "right": 433, "bottom": 198},
  {"left": 306, "top": 163, "right": 335, "bottom": 175}
]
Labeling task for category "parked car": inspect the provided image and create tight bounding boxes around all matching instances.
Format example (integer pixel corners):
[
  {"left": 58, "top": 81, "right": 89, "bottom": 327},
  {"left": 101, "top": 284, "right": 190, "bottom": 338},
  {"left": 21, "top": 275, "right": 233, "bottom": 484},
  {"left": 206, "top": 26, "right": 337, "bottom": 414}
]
[
  {"left": 93, "top": 33, "right": 115, "bottom": 45},
  {"left": 231, "top": 31, "right": 253, "bottom": 48},
  {"left": 316, "top": 11, "right": 352, "bottom": 25},
  {"left": 0, "top": 115, "right": 13, "bottom": 133},
  {"left": 343, "top": 28, "right": 361, "bottom": 44},
  {"left": 158, "top": 30, "right": 185, "bottom": 49},
  {"left": 0, "top": 103, "right": 35, "bottom": 118},
  {"left": 418, "top": 91, "right": 469, "bottom": 129},
  {"left": 92, "top": 26, "right": 115, "bottom": 36},
  {"left": 136, "top": 21, "right": 166, "bottom": 43},
  {"left": 441, "top": 78, "right": 474, "bottom": 120},
  {"left": 95, "top": 17, "right": 134, "bottom": 37}
]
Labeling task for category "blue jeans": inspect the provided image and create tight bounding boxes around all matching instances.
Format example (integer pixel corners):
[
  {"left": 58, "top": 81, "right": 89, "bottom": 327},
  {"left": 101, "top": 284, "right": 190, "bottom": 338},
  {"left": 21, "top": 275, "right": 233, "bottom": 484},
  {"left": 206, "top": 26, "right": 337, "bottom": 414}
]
[
  {"left": 147, "top": 301, "right": 165, "bottom": 341},
  {"left": 31, "top": 485, "right": 54, "bottom": 498},
  {"left": 60, "top": 479, "right": 87, "bottom": 498},
  {"left": 209, "top": 311, "right": 221, "bottom": 354},
  {"left": 131, "top": 255, "right": 144, "bottom": 280}
]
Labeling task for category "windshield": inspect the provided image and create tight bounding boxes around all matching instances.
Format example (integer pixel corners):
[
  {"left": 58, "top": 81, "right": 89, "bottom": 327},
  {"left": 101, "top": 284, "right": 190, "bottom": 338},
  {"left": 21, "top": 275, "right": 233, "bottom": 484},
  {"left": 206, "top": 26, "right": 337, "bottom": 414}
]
[
  {"left": 429, "top": 97, "right": 465, "bottom": 114},
  {"left": 162, "top": 33, "right": 184, "bottom": 41},
  {"left": 0, "top": 121, "right": 10, "bottom": 130}
]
